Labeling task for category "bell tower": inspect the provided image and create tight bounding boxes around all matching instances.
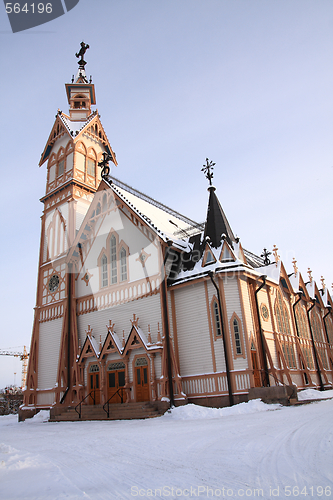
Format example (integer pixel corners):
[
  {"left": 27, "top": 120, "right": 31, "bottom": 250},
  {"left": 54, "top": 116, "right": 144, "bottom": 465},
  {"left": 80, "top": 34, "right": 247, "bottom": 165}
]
[
  {"left": 23, "top": 44, "right": 117, "bottom": 409},
  {"left": 65, "top": 42, "right": 96, "bottom": 121}
]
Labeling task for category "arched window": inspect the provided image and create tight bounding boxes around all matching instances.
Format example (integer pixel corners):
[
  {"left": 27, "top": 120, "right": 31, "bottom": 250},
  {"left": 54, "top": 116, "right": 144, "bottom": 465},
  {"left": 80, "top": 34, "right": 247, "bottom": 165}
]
[
  {"left": 295, "top": 303, "right": 309, "bottom": 338},
  {"left": 275, "top": 292, "right": 291, "bottom": 334},
  {"left": 87, "top": 158, "right": 95, "bottom": 176},
  {"left": 310, "top": 311, "right": 324, "bottom": 342},
  {"left": 212, "top": 299, "right": 222, "bottom": 338},
  {"left": 110, "top": 235, "right": 117, "bottom": 284},
  {"left": 58, "top": 159, "right": 64, "bottom": 177},
  {"left": 120, "top": 247, "right": 127, "bottom": 281},
  {"left": 101, "top": 254, "right": 108, "bottom": 288},
  {"left": 325, "top": 316, "right": 333, "bottom": 344},
  {"left": 102, "top": 193, "right": 107, "bottom": 212},
  {"left": 233, "top": 318, "right": 242, "bottom": 355}
]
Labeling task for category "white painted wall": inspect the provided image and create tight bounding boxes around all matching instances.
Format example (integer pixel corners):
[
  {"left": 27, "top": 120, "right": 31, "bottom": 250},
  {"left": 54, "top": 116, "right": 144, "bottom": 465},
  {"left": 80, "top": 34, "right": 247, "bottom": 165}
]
[
  {"left": 38, "top": 317, "right": 63, "bottom": 390},
  {"left": 77, "top": 293, "right": 162, "bottom": 352},
  {"left": 173, "top": 282, "right": 214, "bottom": 377}
]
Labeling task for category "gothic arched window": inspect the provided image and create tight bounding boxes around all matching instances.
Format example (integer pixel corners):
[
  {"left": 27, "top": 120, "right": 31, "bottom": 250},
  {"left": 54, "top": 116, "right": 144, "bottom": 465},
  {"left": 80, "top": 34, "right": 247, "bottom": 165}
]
[
  {"left": 101, "top": 254, "right": 108, "bottom": 288},
  {"left": 295, "top": 303, "right": 309, "bottom": 339},
  {"left": 211, "top": 298, "right": 222, "bottom": 338},
  {"left": 310, "top": 311, "right": 324, "bottom": 342},
  {"left": 233, "top": 318, "right": 242, "bottom": 355},
  {"left": 110, "top": 235, "right": 117, "bottom": 284},
  {"left": 275, "top": 292, "right": 291, "bottom": 335},
  {"left": 120, "top": 247, "right": 127, "bottom": 282}
]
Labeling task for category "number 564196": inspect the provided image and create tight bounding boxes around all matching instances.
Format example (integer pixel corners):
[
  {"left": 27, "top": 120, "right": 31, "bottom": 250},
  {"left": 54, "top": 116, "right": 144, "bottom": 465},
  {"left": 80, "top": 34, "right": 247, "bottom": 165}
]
[{"left": 6, "top": 3, "right": 53, "bottom": 14}]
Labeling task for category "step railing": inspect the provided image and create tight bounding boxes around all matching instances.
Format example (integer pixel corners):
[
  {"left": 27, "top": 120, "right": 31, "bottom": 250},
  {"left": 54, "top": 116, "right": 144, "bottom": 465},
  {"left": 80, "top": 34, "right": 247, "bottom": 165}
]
[
  {"left": 260, "top": 368, "right": 296, "bottom": 404},
  {"left": 75, "top": 389, "right": 101, "bottom": 419},
  {"left": 102, "top": 387, "right": 126, "bottom": 418}
]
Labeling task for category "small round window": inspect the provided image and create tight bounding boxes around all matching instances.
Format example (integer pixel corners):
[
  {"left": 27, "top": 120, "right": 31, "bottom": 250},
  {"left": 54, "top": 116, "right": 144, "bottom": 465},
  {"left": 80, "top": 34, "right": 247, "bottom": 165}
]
[{"left": 260, "top": 304, "right": 269, "bottom": 321}]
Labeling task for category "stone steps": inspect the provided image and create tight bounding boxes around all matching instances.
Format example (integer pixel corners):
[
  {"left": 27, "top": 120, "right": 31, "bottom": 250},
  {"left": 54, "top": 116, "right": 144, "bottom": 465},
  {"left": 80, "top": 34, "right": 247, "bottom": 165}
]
[{"left": 50, "top": 401, "right": 169, "bottom": 422}]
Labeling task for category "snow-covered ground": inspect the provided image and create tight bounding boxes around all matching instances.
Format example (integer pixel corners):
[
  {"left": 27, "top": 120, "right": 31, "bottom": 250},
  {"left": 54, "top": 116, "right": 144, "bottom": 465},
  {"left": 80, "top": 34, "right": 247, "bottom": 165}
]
[{"left": 1, "top": 393, "right": 333, "bottom": 500}]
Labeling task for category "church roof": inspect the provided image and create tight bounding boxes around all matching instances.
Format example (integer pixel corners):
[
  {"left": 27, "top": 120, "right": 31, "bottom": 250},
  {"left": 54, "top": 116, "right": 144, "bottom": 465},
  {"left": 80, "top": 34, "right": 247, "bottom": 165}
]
[
  {"left": 203, "top": 186, "right": 235, "bottom": 248},
  {"left": 106, "top": 177, "right": 203, "bottom": 249}
]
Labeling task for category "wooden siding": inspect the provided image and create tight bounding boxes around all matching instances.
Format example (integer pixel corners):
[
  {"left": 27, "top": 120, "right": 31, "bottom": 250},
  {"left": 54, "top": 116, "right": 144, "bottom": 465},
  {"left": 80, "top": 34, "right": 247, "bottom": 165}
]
[
  {"left": 77, "top": 293, "right": 163, "bottom": 352},
  {"left": 38, "top": 318, "right": 63, "bottom": 390},
  {"left": 173, "top": 282, "right": 214, "bottom": 377},
  {"left": 239, "top": 278, "right": 255, "bottom": 341}
]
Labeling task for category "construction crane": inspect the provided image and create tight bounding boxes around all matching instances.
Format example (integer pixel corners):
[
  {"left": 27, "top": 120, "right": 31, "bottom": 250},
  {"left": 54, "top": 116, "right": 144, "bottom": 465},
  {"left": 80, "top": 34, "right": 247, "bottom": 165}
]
[{"left": 0, "top": 346, "right": 29, "bottom": 388}]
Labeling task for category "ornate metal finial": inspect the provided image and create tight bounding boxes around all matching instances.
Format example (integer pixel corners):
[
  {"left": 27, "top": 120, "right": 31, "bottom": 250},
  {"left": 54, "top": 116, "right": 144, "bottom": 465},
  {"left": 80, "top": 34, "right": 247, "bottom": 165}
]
[
  {"left": 130, "top": 314, "right": 139, "bottom": 328},
  {"left": 201, "top": 158, "right": 215, "bottom": 186},
  {"left": 292, "top": 258, "right": 298, "bottom": 277},
  {"left": 98, "top": 152, "right": 113, "bottom": 179},
  {"left": 261, "top": 248, "right": 271, "bottom": 266},
  {"left": 307, "top": 268, "right": 313, "bottom": 283},
  {"left": 75, "top": 41, "right": 90, "bottom": 69},
  {"left": 320, "top": 276, "right": 326, "bottom": 291},
  {"left": 272, "top": 245, "right": 280, "bottom": 265}
]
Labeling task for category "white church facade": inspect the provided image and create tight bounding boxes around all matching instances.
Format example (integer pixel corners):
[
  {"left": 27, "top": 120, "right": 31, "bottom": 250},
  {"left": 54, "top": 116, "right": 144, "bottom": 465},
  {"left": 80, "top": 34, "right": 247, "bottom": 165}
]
[{"left": 21, "top": 46, "right": 333, "bottom": 420}]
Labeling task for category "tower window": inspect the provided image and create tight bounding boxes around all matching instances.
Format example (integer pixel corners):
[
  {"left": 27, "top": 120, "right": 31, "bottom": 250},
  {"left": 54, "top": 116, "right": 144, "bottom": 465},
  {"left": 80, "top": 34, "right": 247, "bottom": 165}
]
[
  {"left": 101, "top": 254, "right": 108, "bottom": 288},
  {"left": 233, "top": 318, "right": 242, "bottom": 355},
  {"left": 110, "top": 235, "right": 117, "bottom": 284},
  {"left": 58, "top": 159, "right": 64, "bottom": 177},
  {"left": 87, "top": 159, "right": 95, "bottom": 177},
  {"left": 120, "top": 247, "right": 127, "bottom": 281},
  {"left": 213, "top": 300, "right": 222, "bottom": 337}
]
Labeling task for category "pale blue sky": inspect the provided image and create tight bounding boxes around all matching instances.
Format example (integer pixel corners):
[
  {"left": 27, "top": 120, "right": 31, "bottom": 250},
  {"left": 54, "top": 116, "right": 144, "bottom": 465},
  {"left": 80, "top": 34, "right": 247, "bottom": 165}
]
[{"left": 0, "top": 0, "right": 332, "bottom": 388}]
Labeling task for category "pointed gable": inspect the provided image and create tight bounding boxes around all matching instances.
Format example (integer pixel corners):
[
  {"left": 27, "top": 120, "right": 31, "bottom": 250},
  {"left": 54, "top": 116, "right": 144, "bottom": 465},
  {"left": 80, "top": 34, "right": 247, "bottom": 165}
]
[
  {"left": 78, "top": 332, "right": 100, "bottom": 363},
  {"left": 39, "top": 113, "right": 72, "bottom": 166},
  {"left": 219, "top": 240, "right": 236, "bottom": 263},
  {"left": 203, "top": 186, "right": 235, "bottom": 248},
  {"left": 202, "top": 243, "right": 217, "bottom": 267},
  {"left": 100, "top": 320, "right": 123, "bottom": 358}
]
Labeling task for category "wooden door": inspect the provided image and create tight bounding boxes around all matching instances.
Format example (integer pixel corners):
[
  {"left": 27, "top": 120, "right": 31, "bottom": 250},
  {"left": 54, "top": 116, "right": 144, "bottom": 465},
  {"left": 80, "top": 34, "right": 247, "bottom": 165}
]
[
  {"left": 107, "top": 369, "right": 125, "bottom": 403},
  {"left": 89, "top": 372, "right": 100, "bottom": 404},
  {"left": 251, "top": 350, "right": 261, "bottom": 387},
  {"left": 135, "top": 365, "right": 150, "bottom": 402}
]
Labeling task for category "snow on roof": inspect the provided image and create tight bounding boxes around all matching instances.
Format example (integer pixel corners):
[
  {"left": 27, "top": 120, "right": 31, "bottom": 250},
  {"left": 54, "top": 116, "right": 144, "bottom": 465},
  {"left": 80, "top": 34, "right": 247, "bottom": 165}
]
[
  {"left": 132, "top": 326, "right": 162, "bottom": 351},
  {"left": 306, "top": 280, "right": 315, "bottom": 299},
  {"left": 89, "top": 334, "right": 100, "bottom": 357},
  {"left": 110, "top": 180, "right": 202, "bottom": 245},
  {"left": 252, "top": 261, "right": 281, "bottom": 285},
  {"left": 110, "top": 331, "right": 123, "bottom": 353},
  {"left": 60, "top": 112, "right": 96, "bottom": 136},
  {"left": 289, "top": 271, "right": 300, "bottom": 293}
]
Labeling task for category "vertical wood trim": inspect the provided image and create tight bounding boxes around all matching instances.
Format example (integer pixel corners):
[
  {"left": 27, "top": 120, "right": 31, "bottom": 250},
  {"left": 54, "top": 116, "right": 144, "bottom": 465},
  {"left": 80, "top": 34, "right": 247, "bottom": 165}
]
[
  {"left": 204, "top": 281, "right": 217, "bottom": 373},
  {"left": 170, "top": 290, "right": 180, "bottom": 369},
  {"left": 218, "top": 277, "right": 234, "bottom": 371},
  {"left": 237, "top": 278, "right": 254, "bottom": 379}
]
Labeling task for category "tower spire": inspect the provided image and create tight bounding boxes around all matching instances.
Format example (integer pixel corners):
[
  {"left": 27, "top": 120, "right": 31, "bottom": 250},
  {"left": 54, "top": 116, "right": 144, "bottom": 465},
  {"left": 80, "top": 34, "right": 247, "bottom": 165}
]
[
  {"left": 202, "top": 159, "right": 235, "bottom": 248},
  {"left": 65, "top": 42, "right": 96, "bottom": 121}
]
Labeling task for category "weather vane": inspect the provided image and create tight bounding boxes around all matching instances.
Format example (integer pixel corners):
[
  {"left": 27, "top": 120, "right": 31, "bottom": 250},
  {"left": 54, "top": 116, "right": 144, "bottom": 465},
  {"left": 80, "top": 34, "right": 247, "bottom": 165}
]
[
  {"left": 75, "top": 41, "right": 90, "bottom": 69},
  {"left": 98, "top": 152, "right": 113, "bottom": 180},
  {"left": 201, "top": 158, "right": 215, "bottom": 186},
  {"left": 261, "top": 248, "right": 271, "bottom": 266}
]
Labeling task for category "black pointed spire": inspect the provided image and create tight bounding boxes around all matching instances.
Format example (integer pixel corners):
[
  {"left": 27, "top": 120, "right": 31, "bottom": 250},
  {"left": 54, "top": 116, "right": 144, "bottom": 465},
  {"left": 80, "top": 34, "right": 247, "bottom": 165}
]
[{"left": 202, "top": 159, "right": 235, "bottom": 248}]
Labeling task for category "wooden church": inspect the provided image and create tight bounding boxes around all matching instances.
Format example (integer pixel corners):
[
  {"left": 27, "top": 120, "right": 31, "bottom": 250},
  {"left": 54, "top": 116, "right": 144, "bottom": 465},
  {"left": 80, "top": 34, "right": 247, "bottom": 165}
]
[{"left": 20, "top": 46, "right": 333, "bottom": 420}]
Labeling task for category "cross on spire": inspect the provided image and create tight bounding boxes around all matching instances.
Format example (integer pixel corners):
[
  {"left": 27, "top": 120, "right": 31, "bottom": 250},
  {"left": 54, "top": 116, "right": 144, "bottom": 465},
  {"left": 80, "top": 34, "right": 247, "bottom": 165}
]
[
  {"left": 98, "top": 152, "right": 113, "bottom": 180},
  {"left": 272, "top": 245, "right": 280, "bottom": 265},
  {"left": 201, "top": 158, "right": 215, "bottom": 186},
  {"left": 261, "top": 248, "right": 271, "bottom": 266},
  {"left": 307, "top": 268, "right": 313, "bottom": 283},
  {"left": 292, "top": 258, "right": 298, "bottom": 276}
]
